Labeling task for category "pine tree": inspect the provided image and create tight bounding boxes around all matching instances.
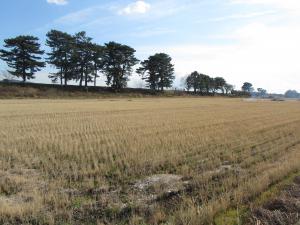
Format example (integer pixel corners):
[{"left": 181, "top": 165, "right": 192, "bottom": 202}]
[
  {"left": 46, "top": 30, "right": 75, "bottom": 86},
  {"left": 214, "top": 77, "right": 226, "bottom": 93},
  {"left": 242, "top": 82, "right": 254, "bottom": 92},
  {"left": 0, "top": 35, "right": 45, "bottom": 82},
  {"left": 185, "top": 71, "right": 201, "bottom": 93},
  {"left": 201, "top": 74, "right": 211, "bottom": 94},
  {"left": 137, "top": 53, "right": 174, "bottom": 91},
  {"left": 72, "top": 32, "right": 94, "bottom": 87},
  {"left": 91, "top": 44, "right": 104, "bottom": 86},
  {"left": 102, "top": 42, "right": 139, "bottom": 91},
  {"left": 136, "top": 57, "right": 159, "bottom": 90}
]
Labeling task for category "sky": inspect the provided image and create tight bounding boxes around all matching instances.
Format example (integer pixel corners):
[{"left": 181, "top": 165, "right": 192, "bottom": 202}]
[{"left": 0, "top": 0, "right": 300, "bottom": 93}]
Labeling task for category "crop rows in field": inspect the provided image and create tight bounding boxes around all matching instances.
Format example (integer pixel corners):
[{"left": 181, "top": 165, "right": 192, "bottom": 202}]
[{"left": 0, "top": 98, "right": 300, "bottom": 225}]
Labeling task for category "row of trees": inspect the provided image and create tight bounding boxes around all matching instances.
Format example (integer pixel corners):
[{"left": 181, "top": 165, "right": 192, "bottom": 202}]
[
  {"left": 284, "top": 90, "right": 300, "bottom": 98},
  {"left": 0, "top": 30, "right": 256, "bottom": 94},
  {"left": 185, "top": 71, "right": 234, "bottom": 95},
  {"left": 0, "top": 31, "right": 175, "bottom": 91},
  {"left": 184, "top": 72, "right": 262, "bottom": 96}
]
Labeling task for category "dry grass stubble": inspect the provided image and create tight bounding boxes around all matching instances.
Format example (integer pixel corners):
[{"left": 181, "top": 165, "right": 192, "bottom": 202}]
[{"left": 0, "top": 98, "right": 299, "bottom": 224}]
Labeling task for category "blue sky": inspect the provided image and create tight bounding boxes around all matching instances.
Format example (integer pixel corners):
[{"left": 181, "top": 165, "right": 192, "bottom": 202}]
[{"left": 0, "top": 0, "right": 300, "bottom": 93}]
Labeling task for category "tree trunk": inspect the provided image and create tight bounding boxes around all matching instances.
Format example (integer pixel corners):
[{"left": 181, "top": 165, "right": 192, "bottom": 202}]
[
  {"left": 85, "top": 71, "right": 88, "bottom": 87},
  {"left": 79, "top": 68, "right": 83, "bottom": 87},
  {"left": 94, "top": 65, "right": 98, "bottom": 87},
  {"left": 22, "top": 67, "right": 26, "bottom": 82},
  {"left": 60, "top": 68, "right": 63, "bottom": 86},
  {"left": 94, "top": 72, "right": 97, "bottom": 87},
  {"left": 22, "top": 56, "right": 26, "bottom": 82}
]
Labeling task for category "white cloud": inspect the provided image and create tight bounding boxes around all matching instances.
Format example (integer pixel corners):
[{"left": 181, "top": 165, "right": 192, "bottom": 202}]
[
  {"left": 230, "top": 0, "right": 300, "bottom": 15},
  {"left": 129, "top": 27, "right": 176, "bottom": 37},
  {"left": 47, "top": 0, "right": 68, "bottom": 5},
  {"left": 209, "top": 10, "right": 277, "bottom": 22},
  {"left": 119, "top": 1, "right": 151, "bottom": 15},
  {"left": 137, "top": 22, "right": 300, "bottom": 93},
  {"left": 37, "top": 0, "right": 300, "bottom": 93},
  {"left": 55, "top": 7, "right": 96, "bottom": 24},
  {"left": 231, "top": 0, "right": 298, "bottom": 7}
]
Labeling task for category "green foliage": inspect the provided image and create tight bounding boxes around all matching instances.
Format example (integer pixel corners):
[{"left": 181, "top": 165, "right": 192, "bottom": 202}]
[
  {"left": 242, "top": 82, "right": 254, "bottom": 93},
  {"left": 91, "top": 44, "right": 104, "bottom": 87},
  {"left": 0, "top": 30, "right": 259, "bottom": 93},
  {"left": 214, "top": 208, "right": 246, "bottom": 225},
  {"left": 284, "top": 89, "right": 300, "bottom": 98},
  {"left": 185, "top": 72, "right": 233, "bottom": 95},
  {"left": 257, "top": 88, "right": 267, "bottom": 97},
  {"left": 0, "top": 35, "right": 45, "bottom": 82},
  {"left": 46, "top": 30, "right": 104, "bottom": 87},
  {"left": 137, "top": 53, "right": 175, "bottom": 91},
  {"left": 214, "top": 77, "right": 226, "bottom": 93},
  {"left": 46, "top": 30, "right": 74, "bottom": 85},
  {"left": 185, "top": 71, "right": 201, "bottom": 93},
  {"left": 72, "top": 31, "right": 95, "bottom": 87},
  {"left": 102, "top": 42, "right": 139, "bottom": 91},
  {"left": 71, "top": 197, "right": 84, "bottom": 209}
]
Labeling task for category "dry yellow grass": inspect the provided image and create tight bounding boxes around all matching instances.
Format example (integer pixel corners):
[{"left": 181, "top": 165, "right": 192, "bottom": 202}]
[{"left": 0, "top": 97, "right": 300, "bottom": 225}]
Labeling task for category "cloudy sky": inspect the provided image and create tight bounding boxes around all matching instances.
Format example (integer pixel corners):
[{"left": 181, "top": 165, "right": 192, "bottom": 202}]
[{"left": 0, "top": 0, "right": 300, "bottom": 93}]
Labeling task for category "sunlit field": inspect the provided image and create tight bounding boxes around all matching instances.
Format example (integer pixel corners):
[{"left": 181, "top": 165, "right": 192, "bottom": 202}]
[{"left": 1, "top": 98, "right": 300, "bottom": 225}]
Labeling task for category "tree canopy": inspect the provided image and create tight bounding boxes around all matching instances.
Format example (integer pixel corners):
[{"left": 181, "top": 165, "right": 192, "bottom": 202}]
[
  {"left": 137, "top": 53, "right": 175, "bottom": 91},
  {"left": 242, "top": 82, "right": 254, "bottom": 93},
  {"left": 46, "top": 30, "right": 74, "bottom": 85},
  {"left": 46, "top": 30, "right": 104, "bottom": 87},
  {"left": 72, "top": 31, "right": 95, "bottom": 87},
  {"left": 0, "top": 35, "right": 45, "bottom": 82},
  {"left": 257, "top": 88, "right": 267, "bottom": 97},
  {"left": 185, "top": 72, "right": 233, "bottom": 95},
  {"left": 0, "top": 31, "right": 258, "bottom": 94},
  {"left": 285, "top": 90, "right": 300, "bottom": 98},
  {"left": 185, "top": 71, "right": 201, "bottom": 93},
  {"left": 102, "top": 42, "right": 139, "bottom": 91},
  {"left": 214, "top": 77, "right": 226, "bottom": 93}
]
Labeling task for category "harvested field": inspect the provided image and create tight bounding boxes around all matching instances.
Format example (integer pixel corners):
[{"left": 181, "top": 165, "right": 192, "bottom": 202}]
[
  {"left": 248, "top": 175, "right": 300, "bottom": 225},
  {"left": 0, "top": 97, "right": 300, "bottom": 224}
]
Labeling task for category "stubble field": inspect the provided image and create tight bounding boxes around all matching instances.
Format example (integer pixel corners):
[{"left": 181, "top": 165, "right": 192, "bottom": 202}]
[{"left": 0, "top": 98, "right": 300, "bottom": 225}]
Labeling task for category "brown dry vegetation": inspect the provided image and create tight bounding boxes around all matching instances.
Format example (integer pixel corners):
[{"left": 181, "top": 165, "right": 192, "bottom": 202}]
[
  {"left": 247, "top": 175, "right": 300, "bottom": 225},
  {"left": 0, "top": 98, "right": 300, "bottom": 225}
]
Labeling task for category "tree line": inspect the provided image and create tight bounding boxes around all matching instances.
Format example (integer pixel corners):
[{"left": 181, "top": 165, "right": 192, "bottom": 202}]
[
  {"left": 0, "top": 30, "right": 254, "bottom": 94},
  {"left": 185, "top": 71, "right": 233, "bottom": 95},
  {"left": 184, "top": 72, "right": 256, "bottom": 95},
  {"left": 0, "top": 31, "right": 175, "bottom": 92}
]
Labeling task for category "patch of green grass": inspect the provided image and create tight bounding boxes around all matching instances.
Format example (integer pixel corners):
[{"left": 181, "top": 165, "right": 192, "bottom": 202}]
[
  {"left": 254, "top": 171, "right": 300, "bottom": 206},
  {"left": 72, "top": 198, "right": 83, "bottom": 209},
  {"left": 214, "top": 207, "right": 248, "bottom": 225},
  {"left": 214, "top": 170, "right": 300, "bottom": 225},
  {"left": 71, "top": 196, "right": 94, "bottom": 209}
]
